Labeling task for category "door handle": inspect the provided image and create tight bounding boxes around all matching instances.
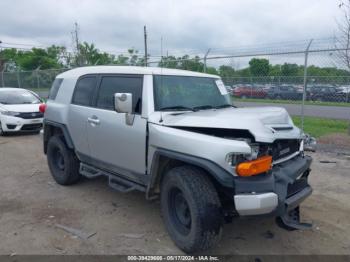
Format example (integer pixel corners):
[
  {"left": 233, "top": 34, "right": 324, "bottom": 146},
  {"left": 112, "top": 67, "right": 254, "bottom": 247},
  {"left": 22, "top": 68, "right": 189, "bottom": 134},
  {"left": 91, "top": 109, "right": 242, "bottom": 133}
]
[{"left": 87, "top": 116, "right": 100, "bottom": 125}]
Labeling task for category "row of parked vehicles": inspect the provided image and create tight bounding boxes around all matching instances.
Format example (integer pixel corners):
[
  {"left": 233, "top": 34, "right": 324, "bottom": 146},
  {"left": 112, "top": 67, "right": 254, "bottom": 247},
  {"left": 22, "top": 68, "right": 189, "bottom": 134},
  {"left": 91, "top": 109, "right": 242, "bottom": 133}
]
[{"left": 228, "top": 84, "right": 350, "bottom": 102}]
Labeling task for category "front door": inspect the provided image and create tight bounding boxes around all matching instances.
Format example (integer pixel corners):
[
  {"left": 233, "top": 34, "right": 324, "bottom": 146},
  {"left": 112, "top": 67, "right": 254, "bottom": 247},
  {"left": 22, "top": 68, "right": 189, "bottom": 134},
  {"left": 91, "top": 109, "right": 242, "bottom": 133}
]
[{"left": 86, "top": 75, "right": 147, "bottom": 181}]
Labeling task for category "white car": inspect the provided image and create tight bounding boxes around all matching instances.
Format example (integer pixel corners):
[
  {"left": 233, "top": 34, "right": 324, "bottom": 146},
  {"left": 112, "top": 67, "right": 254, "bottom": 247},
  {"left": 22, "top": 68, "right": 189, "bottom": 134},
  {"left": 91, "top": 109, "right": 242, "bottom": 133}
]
[{"left": 0, "top": 88, "right": 44, "bottom": 135}]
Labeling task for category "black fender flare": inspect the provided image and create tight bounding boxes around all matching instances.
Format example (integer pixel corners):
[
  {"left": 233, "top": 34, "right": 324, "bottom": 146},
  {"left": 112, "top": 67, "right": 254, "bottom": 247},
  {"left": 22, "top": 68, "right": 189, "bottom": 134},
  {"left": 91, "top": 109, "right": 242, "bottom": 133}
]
[
  {"left": 43, "top": 120, "right": 74, "bottom": 153},
  {"left": 147, "top": 148, "right": 235, "bottom": 198}
]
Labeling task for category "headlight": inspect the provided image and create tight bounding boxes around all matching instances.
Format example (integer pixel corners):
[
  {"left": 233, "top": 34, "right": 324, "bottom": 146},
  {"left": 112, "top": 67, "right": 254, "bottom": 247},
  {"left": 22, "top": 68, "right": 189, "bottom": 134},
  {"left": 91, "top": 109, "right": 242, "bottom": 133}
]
[
  {"left": 226, "top": 144, "right": 260, "bottom": 166},
  {"left": 1, "top": 111, "right": 20, "bottom": 116},
  {"left": 225, "top": 153, "right": 251, "bottom": 166}
]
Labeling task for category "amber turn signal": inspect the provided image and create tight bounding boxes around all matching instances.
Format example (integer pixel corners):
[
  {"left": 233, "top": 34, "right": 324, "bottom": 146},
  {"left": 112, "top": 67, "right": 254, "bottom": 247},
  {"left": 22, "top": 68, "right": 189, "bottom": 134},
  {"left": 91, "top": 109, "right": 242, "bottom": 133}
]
[{"left": 236, "top": 155, "right": 272, "bottom": 177}]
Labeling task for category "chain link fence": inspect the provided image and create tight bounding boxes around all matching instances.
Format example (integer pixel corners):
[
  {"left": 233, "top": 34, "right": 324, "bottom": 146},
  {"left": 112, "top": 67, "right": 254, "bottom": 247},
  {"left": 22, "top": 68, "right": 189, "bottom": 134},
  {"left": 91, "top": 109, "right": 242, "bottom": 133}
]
[
  {"left": 1, "top": 40, "right": 350, "bottom": 125},
  {"left": 203, "top": 42, "right": 350, "bottom": 107},
  {"left": 0, "top": 68, "right": 68, "bottom": 98}
]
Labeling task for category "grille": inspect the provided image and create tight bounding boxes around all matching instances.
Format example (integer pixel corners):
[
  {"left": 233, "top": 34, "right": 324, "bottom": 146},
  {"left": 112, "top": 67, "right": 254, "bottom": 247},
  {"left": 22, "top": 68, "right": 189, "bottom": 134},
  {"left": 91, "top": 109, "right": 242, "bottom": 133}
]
[
  {"left": 6, "top": 124, "right": 16, "bottom": 130},
  {"left": 287, "top": 177, "right": 308, "bottom": 197},
  {"left": 21, "top": 123, "right": 43, "bottom": 131},
  {"left": 257, "top": 139, "right": 300, "bottom": 161},
  {"left": 258, "top": 139, "right": 300, "bottom": 161},
  {"left": 17, "top": 112, "right": 43, "bottom": 119},
  {"left": 270, "top": 139, "right": 300, "bottom": 161}
]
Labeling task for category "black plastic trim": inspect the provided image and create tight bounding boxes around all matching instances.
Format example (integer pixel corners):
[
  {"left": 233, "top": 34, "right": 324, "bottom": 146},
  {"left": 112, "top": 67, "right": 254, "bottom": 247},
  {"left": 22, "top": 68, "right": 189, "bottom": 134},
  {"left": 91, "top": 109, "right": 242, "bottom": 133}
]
[
  {"left": 150, "top": 148, "right": 235, "bottom": 189},
  {"left": 43, "top": 120, "right": 75, "bottom": 151},
  {"left": 234, "top": 155, "right": 313, "bottom": 216}
]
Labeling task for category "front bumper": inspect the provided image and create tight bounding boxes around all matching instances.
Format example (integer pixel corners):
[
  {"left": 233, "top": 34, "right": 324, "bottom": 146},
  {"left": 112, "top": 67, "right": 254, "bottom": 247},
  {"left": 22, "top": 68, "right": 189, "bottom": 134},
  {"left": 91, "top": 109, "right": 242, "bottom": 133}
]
[
  {"left": 233, "top": 154, "right": 312, "bottom": 217},
  {"left": 0, "top": 115, "right": 43, "bottom": 132}
]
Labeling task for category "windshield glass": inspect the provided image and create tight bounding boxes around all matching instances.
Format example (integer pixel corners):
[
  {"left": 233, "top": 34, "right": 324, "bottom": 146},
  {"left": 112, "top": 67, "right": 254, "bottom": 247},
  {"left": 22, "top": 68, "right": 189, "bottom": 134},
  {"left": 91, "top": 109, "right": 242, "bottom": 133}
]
[
  {"left": 153, "top": 75, "right": 231, "bottom": 111},
  {"left": 0, "top": 89, "right": 41, "bottom": 105}
]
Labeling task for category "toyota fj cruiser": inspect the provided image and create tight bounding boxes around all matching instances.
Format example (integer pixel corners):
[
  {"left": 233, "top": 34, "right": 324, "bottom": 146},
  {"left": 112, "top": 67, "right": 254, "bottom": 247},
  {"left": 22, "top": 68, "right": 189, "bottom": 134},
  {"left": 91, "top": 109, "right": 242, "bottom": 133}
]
[{"left": 43, "top": 66, "right": 312, "bottom": 253}]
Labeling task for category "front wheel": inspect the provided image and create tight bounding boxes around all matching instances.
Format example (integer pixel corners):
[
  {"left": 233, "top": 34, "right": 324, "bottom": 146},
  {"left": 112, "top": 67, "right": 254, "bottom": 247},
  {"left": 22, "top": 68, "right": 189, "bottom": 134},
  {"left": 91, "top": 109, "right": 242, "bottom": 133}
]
[
  {"left": 47, "top": 136, "right": 81, "bottom": 185},
  {"left": 160, "top": 166, "right": 223, "bottom": 253}
]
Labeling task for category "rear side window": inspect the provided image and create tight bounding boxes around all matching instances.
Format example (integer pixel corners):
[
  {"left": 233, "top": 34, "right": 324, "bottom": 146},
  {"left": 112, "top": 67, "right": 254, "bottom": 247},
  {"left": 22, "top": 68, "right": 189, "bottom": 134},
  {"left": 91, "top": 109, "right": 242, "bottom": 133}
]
[
  {"left": 72, "top": 76, "right": 97, "bottom": 106},
  {"left": 96, "top": 76, "right": 143, "bottom": 113},
  {"left": 49, "top": 78, "right": 63, "bottom": 100}
]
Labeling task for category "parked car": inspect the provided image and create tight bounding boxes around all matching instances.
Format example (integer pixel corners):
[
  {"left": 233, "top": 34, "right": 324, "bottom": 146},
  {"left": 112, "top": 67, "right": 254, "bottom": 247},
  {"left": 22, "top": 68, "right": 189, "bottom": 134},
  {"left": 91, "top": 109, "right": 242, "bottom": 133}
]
[
  {"left": 307, "top": 85, "right": 348, "bottom": 102},
  {"left": 267, "top": 85, "right": 303, "bottom": 100},
  {"left": 232, "top": 84, "right": 267, "bottom": 98},
  {"left": 43, "top": 66, "right": 312, "bottom": 253},
  {"left": 337, "top": 85, "right": 350, "bottom": 94},
  {"left": 337, "top": 86, "right": 350, "bottom": 102},
  {"left": 0, "top": 88, "right": 44, "bottom": 135}
]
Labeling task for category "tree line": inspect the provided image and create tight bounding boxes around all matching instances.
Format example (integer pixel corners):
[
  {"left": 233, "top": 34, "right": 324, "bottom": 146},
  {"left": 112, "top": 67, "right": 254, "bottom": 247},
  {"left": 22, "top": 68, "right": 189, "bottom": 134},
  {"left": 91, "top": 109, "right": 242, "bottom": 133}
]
[{"left": 0, "top": 43, "right": 349, "bottom": 81}]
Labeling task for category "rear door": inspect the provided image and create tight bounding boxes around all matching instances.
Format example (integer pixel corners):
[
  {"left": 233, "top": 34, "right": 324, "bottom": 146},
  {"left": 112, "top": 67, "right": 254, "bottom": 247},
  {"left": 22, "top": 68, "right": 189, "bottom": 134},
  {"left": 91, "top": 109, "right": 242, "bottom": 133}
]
[
  {"left": 86, "top": 74, "right": 147, "bottom": 179},
  {"left": 67, "top": 75, "right": 98, "bottom": 157}
]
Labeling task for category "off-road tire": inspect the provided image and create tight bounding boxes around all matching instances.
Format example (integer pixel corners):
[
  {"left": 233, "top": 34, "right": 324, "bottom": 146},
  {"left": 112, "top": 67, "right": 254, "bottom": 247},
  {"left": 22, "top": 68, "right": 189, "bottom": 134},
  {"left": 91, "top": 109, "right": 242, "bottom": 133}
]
[
  {"left": 160, "top": 165, "right": 223, "bottom": 253},
  {"left": 47, "top": 135, "right": 80, "bottom": 185}
]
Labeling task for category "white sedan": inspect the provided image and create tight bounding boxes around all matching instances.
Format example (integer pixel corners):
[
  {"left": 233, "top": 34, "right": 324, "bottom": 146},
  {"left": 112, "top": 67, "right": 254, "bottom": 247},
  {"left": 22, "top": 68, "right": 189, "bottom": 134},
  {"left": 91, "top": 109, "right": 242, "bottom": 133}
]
[{"left": 0, "top": 88, "right": 44, "bottom": 135}]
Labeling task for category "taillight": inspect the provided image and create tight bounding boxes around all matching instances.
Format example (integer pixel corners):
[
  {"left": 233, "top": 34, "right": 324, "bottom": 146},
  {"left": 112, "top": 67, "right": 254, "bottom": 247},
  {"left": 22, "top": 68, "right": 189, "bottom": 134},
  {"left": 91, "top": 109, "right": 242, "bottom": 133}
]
[
  {"left": 236, "top": 155, "right": 272, "bottom": 177},
  {"left": 39, "top": 103, "right": 46, "bottom": 113}
]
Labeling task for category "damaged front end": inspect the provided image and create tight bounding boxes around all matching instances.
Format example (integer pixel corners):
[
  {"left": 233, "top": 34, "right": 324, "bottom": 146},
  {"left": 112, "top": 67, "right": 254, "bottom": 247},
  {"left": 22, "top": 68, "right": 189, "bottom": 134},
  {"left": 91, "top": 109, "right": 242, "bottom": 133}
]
[
  {"left": 148, "top": 108, "right": 313, "bottom": 231},
  {"left": 233, "top": 149, "right": 313, "bottom": 230}
]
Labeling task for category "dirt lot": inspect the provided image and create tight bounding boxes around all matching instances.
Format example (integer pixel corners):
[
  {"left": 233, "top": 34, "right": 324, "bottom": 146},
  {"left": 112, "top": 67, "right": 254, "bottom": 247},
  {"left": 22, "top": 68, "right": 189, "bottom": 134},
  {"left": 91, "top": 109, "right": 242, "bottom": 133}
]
[{"left": 0, "top": 134, "right": 350, "bottom": 255}]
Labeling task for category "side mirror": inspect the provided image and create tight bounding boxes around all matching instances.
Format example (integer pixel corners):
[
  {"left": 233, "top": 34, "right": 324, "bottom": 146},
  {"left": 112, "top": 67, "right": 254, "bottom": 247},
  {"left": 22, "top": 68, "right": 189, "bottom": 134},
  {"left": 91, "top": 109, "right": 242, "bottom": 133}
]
[{"left": 114, "top": 93, "right": 132, "bottom": 114}]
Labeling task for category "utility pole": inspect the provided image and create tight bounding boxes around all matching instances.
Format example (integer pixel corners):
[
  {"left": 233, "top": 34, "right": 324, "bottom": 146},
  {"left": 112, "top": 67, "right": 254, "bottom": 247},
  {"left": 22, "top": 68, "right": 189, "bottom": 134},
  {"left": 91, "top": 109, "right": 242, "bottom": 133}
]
[
  {"left": 144, "top": 26, "right": 148, "bottom": 67},
  {"left": 72, "top": 22, "right": 81, "bottom": 66}
]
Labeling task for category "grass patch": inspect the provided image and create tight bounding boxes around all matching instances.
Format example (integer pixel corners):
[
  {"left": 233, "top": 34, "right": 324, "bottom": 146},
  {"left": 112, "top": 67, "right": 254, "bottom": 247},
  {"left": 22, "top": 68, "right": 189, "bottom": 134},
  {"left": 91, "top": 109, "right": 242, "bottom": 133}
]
[
  {"left": 292, "top": 116, "right": 349, "bottom": 138},
  {"left": 233, "top": 97, "right": 350, "bottom": 107}
]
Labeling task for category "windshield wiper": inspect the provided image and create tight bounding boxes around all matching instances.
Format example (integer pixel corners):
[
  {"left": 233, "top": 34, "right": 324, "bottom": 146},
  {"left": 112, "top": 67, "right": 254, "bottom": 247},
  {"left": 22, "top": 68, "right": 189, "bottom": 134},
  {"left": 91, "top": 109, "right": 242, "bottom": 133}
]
[
  {"left": 214, "top": 104, "right": 233, "bottom": 109},
  {"left": 159, "top": 106, "right": 195, "bottom": 111},
  {"left": 192, "top": 105, "right": 214, "bottom": 111}
]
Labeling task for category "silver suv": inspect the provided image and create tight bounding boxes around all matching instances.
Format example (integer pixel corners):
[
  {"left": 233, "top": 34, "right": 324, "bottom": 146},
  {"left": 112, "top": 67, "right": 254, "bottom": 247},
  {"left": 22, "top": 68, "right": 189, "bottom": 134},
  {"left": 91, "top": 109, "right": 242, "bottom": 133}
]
[{"left": 43, "top": 66, "right": 312, "bottom": 253}]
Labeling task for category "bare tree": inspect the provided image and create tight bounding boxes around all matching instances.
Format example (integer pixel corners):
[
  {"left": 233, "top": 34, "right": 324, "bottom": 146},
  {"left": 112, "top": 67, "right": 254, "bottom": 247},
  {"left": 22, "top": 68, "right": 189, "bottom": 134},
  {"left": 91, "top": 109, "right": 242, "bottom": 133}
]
[{"left": 336, "top": 0, "right": 350, "bottom": 70}]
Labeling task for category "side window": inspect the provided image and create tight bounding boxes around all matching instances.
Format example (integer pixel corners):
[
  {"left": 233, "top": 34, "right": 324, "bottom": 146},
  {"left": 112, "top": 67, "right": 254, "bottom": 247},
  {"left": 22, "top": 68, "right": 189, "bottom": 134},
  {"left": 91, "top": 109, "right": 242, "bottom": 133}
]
[
  {"left": 96, "top": 76, "right": 143, "bottom": 114},
  {"left": 48, "top": 78, "right": 63, "bottom": 100},
  {"left": 72, "top": 76, "right": 97, "bottom": 106}
]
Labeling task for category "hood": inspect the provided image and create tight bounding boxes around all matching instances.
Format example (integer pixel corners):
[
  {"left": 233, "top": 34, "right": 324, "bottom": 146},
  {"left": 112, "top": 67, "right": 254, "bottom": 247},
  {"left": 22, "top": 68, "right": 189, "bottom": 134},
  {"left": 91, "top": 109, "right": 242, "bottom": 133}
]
[
  {"left": 149, "top": 107, "right": 301, "bottom": 143},
  {"left": 0, "top": 103, "right": 41, "bottom": 113}
]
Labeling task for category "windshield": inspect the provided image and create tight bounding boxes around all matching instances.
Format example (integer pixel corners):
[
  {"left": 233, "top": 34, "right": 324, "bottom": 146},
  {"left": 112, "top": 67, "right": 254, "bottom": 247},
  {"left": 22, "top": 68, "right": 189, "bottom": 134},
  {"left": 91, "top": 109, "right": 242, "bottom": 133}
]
[
  {"left": 0, "top": 89, "right": 41, "bottom": 105},
  {"left": 153, "top": 75, "right": 231, "bottom": 111}
]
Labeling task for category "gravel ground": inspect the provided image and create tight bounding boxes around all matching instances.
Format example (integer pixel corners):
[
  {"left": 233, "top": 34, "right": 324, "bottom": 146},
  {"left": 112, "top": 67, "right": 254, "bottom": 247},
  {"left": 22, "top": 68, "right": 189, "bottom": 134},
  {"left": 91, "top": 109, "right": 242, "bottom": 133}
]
[{"left": 0, "top": 134, "right": 350, "bottom": 255}]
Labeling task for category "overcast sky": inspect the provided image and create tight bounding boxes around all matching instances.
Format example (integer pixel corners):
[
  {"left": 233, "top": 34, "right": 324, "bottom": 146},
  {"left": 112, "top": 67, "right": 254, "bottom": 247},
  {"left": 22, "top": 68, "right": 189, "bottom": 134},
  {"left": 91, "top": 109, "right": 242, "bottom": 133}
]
[{"left": 0, "top": 0, "right": 343, "bottom": 57}]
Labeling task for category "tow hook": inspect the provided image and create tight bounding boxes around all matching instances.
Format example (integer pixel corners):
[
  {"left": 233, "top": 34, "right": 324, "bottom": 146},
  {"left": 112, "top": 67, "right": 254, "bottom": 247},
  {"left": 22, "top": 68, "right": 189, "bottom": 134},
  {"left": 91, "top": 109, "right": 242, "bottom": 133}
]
[{"left": 276, "top": 207, "right": 313, "bottom": 231}]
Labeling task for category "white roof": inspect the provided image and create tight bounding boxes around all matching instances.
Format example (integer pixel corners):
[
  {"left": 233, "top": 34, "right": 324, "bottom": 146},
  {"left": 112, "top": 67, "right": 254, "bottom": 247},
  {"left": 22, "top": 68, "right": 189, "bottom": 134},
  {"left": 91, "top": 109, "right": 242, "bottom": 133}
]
[{"left": 57, "top": 66, "right": 220, "bottom": 79}]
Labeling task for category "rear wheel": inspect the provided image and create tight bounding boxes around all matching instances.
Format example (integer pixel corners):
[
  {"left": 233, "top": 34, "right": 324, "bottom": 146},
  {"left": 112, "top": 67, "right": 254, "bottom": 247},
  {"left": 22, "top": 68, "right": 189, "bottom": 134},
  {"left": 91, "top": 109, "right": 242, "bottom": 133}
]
[
  {"left": 160, "top": 166, "right": 223, "bottom": 253},
  {"left": 47, "top": 136, "right": 81, "bottom": 185}
]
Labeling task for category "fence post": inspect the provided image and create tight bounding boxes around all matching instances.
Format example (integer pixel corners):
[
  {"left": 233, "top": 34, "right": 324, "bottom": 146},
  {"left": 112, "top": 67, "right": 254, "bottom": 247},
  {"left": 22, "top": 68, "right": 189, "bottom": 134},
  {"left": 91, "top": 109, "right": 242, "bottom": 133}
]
[
  {"left": 17, "top": 68, "right": 21, "bottom": 88},
  {"left": 36, "top": 66, "right": 41, "bottom": 90},
  {"left": 1, "top": 69, "right": 4, "bottom": 87},
  {"left": 301, "top": 39, "right": 313, "bottom": 135},
  {"left": 203, "top": 48, "right": 211, "bottom": 73}
]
